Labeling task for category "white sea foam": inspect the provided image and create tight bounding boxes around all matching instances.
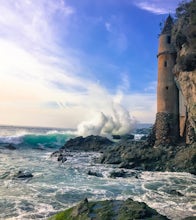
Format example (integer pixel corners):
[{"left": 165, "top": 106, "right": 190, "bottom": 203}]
[
  {"left": 76, "top": 104, "right": 137, "bottom": 137},
  {"left": 0, "top": 135, "right": 24, "bottom": 144},
  {"left": 0, "top": 142, "right": 195, "bottom": 220}
]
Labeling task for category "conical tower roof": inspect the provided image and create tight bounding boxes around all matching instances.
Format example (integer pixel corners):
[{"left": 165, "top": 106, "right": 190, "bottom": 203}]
[{"left": 161, "top": 15, "right": 173, "bottom": 34}]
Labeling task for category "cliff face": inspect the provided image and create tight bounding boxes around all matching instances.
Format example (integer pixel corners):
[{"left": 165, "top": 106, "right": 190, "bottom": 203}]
[
  {"left": 172, "top": 0, "right": 196, "bottom": 143},
  {"left": 175, "top": 71, "right": 196, "bottom": 142}
]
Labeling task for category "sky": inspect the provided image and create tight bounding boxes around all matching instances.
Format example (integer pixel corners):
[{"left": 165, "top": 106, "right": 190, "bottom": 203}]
[{"left": 0, "top": 0, "right": 184, "bottom": 129}]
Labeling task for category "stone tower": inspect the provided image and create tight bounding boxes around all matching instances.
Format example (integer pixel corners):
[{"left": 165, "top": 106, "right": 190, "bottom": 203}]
[{"left": 155, "top": 15, "right": 179, "bottom": 145}]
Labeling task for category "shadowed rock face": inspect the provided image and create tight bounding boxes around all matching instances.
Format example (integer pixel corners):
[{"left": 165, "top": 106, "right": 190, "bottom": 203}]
[
  {"left": 61, "top": 135, "right": 114, "bottom": 152},
  {"left": 48, "top": 198, "right": 169, "bottom": 220},
  {"left": 51, "top": 133, "right": 196, "bottom": 174},
  {"left": 171, "top": 1, "right": 196, "bottom": 143},
  {"left": 100, "top": 140, "right": 196, "bottom": 175}
]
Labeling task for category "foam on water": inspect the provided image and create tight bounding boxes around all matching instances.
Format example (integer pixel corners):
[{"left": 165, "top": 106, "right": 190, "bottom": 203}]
[
  {"left": 0, "top": 126, "right": 195, "bottom": 219},
  {"left": 0, "top": 146, "right": 195, "bottom": 220}
]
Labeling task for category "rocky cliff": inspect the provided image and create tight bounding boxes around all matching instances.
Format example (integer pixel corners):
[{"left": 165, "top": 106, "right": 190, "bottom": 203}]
[{"left": 172, "top": 0, "right": 196, "bottom": 143}]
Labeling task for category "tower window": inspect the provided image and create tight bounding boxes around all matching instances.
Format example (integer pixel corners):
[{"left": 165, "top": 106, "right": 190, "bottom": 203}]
[
  {"left": 166, "top": 86, "right": 169, "bottom": 90},
  {"left": 164, "top": 61, "right": 167, "bottom": 67},
  {"left": 167, "top": 36, "right": 171, "bottom": 44}
]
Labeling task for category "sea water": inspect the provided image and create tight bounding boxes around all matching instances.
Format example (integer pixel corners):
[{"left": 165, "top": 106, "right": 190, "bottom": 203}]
[{"left": 0, "top": 125, "right": 195, "bottom": 220}]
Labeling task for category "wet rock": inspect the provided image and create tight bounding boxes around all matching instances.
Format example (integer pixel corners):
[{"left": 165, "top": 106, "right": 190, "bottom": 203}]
[
  {"left": 57, "top": 154, "right": 67, "bottom": 163},
  {"left": 109, "top": 170, "right": 127, "bottom": 178},
  {"left": 141, "top": 135, "right": 148, "bottom": 140},
  {"left": 166, "top": 189, "right": 184, "bottom": 197},
  {"left": 183, "top": 217, "right": 196, "bottom": 220},
  {"left": 112, "top": 134, "right": 121, "bottom": 140},
  {"left": 5, "top": 144, "right": 16, "bottom": 150},
  {"left": 61, "top": 135, "right": 113, "bottom": 152},
  {"left": 50, "top": 150, "right": 61, "bottom": 157},
  {"left": 48, "top": 198, "right": 169, "bottom": 220},
  {"left": 109, "top": 170, "right": 139, "bottom": 179},
  {"left": 14, "top": 170, "right": 33, "bottom": 179},
  {"left": 100, "top": 140, "right": 196, "bottom": 174},
  {"left": 87, "top": 170, "right": 103, "bottom": 177},
  {"left": 71, "top": 198, "right": 89, "bottom": 217},
  {"left": 118, "top": 161, "right": 135, "bottom": 169}
]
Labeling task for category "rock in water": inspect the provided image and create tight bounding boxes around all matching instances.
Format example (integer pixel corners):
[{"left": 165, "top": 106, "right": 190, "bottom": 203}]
[
  {"left": 48, "top": 198, "right": 169, "bottom": 220},
  {"left": 14, "top": 170, "right": 33, "bottom": 179},
  {"left": 61, "top": 135, "right": 113, "bottom": 152},
  {"left": 87, "top": 170, "right": 103, "bottom": 177}
]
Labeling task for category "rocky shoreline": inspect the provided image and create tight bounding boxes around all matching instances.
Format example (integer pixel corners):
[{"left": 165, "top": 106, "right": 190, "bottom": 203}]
[
  {"left": 51, "top": 134, "right": 196, "bottom": 175},
  {"left": 48, "top": 198, "right": 170, "bottom": 220},
  {"left": 49, "top": 134, "right": 195, "bottom": 219}
]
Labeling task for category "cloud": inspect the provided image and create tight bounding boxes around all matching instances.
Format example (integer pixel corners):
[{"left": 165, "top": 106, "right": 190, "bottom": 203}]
[
  {"left": 0, "top": 0, "right": 75, "bottom": 52},
  {"left": 105, "top": 18, "right": 128, "bottom": 52},
  {"left": 0, "top": 0, "right": 156, "bottom": 128},
  {"left": 133, "top": 0, "right": 180, "bottom": 14}
]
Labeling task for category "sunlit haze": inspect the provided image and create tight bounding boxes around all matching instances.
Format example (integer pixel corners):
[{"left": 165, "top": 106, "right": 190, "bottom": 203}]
[{"left": 0, "top": 0, "right": 183, "bottom": 128}]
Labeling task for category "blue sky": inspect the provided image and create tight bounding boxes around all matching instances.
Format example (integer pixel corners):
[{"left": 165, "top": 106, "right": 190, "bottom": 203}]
[{"left": 0, "top": 0, "right": 183, "bottom": 129}]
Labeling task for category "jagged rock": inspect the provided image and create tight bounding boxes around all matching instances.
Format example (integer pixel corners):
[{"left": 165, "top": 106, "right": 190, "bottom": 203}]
[
  {"left": 57, "top": 154, "right": 67, "bottom": 163},
  {"left": 109, "top": 170, "right": 127, "bottom": 178},
  {"left": 118, "top": 161, "right": 135, "bottom": 169},
  {"left": 100, "top": 141, "right": 196, "bottom": 174},
  {"left": 61, "top": 135, "right": 113, "bottom": 152},
  {"left": 87, "top": 170, "right": 103, "bottom": 177},
  {"left": 109, "top": 170, "right": 139, "bottom": 179},
  {"left": 14, "top": 170, "right": 33, "bottom": 179}
]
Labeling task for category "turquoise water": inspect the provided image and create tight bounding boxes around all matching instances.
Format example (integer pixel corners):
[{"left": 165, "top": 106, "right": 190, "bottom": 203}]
[{"left": 0, "top": 126, "right": 196, "bottom": 220}]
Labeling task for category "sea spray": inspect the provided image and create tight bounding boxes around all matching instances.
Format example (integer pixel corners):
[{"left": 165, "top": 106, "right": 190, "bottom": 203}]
[{"left": 77, "top": 104, "right": 137, "bottom": 137}]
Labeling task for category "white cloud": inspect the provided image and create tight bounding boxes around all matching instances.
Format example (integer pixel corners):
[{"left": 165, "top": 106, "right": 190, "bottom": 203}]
[
  {"left": 0, "top": 0, "right": 156, "bottom": 128},
  {"left": 133, "top": 0, "right": 181, "bottom": 14},
  {"left": 0, "top": 0, "right": 74, "bottom": 51},
  {"left": 105, "top": 17, "right": 128, "bottom": 52}
]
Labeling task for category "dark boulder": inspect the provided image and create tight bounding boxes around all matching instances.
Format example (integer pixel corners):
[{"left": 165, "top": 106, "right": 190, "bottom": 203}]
[
  {"left": 110, "top": 170, "right": 127, "bottom": 178},
  {"left": 109, "top": 170, "right": 140, "bottom": 178},
  {"left": 112, "top": 134, "right": 121, "bottom": 140},
  {"left": 87, "top": 170, "right": 103, "bottom": 177},
  {"left": 5, "top": 144, "right": 16, "bottom": 150},
  {"left": 57, "top": 154, "right": 67, "bottom": 163},
  {"left": 14, "top": 170, "right": 33, "bottom": 179},
  {"left": 61, "top": 135, "right": 113, "bottom": 152},
  {"left": 49, "top": 198, "right": 169, "bottom": 220}
]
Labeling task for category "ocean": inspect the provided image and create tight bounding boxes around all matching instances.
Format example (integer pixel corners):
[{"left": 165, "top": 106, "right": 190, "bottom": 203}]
[{"left": 0, "top": 125, "right": 195, "bottom": 220}]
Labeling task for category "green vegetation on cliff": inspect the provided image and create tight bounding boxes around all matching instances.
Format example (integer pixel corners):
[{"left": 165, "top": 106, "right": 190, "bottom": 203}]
[{"left": 172, "top": 0, "right": 196, "bottom": 71}]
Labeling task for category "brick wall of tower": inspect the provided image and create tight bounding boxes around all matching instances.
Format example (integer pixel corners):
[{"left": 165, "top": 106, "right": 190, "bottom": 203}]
[{"left": 155, "top": 29, "right": 179, "bottom": 145}]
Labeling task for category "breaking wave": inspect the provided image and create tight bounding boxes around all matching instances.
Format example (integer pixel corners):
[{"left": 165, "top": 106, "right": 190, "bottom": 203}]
[{"left": 0, "top": 127, "right": 75, "bottom": 148}]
